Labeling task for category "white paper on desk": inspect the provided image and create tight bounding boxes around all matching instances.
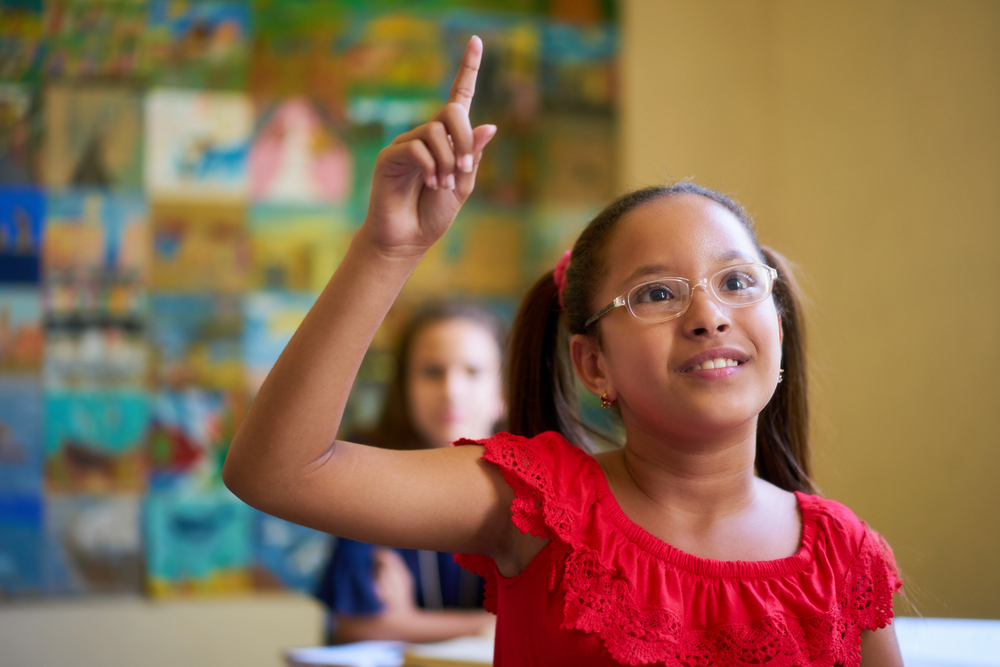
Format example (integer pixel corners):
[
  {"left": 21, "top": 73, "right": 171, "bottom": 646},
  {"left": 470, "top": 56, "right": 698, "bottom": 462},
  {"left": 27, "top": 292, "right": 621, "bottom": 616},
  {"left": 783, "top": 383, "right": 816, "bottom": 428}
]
[
  {"left": 404, "top": 636, "right": 494, "bottom": 664},
  {"left": 895, "top": 617, "right": 1000, "bottom": 667},
  {"left": 285, "top": 641, "right": 405, "bottom": 667}
]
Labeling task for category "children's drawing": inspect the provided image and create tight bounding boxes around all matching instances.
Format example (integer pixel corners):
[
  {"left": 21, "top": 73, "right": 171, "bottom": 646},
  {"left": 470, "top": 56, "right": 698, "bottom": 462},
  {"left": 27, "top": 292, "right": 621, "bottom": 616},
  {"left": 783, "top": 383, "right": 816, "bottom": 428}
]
[
  {"left": 541, "top": 22, "right": 617, "bottom": 113},
  {"left": 0, "top": 186, "right": 43, "bottom": 283},
  {"left": 0, "top": 376, "right": 43, "bottom": 496},
  {"left": 150, "top": 200, "right": 248, "bottom": 292},
  {"left": 253, "top": 511, "right": 332, "bottom": 592},
  {"left": 44, "top": 494, "right": 143, "bottom": 594},
  {"left": 145, "top": 89, "right": 252, "bottom": 199},
  {"left": 145, "top": 485, "right": 253, "bottom": 597},
  {"left": 242, "top": 291, "right": 316, "bottom": 395},
  {"left": 43, "top": 324, "right": 147, "bottom": 390},
  {"left": 0, "top": 2, "right": 44, "bottom": 82},
  {"left": 0, "top": 494, "right": 44, "bottom": 595},
  {"left": 0, "top": 83, "right": 42, "bottom": 185},
  {"left": 248, "top": 204, "right": 352, "bottom": 293},
  {"left": 45, "top": 389, "right": 149, "bottom": 494},
  {"left": 144, "top": 1, "right": 251, "bottom": 90},
  {"left": 44, "top": 85, "right": 143, "bottom": 190},
  {"left": 250, "top": 98, "right": 352, "bottom": 204},
  {"left": 148, "top": 389, "right": 242, "bottom": 489},
  {"left": 43, "top": 1, "right": 145, "bottom": 80},
  {"left": 0, "top": 286, "right": 42, "bottom": 374},
  {"left": 149, "top": 293, "right": 243, "bottom": 391}
]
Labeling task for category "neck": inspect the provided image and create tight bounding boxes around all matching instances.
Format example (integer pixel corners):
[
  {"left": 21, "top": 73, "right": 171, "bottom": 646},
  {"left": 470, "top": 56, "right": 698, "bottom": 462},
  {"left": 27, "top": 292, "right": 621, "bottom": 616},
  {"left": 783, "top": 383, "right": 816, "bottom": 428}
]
[{"left": 613, "top": 419, "right": 760, "bottom": 524}]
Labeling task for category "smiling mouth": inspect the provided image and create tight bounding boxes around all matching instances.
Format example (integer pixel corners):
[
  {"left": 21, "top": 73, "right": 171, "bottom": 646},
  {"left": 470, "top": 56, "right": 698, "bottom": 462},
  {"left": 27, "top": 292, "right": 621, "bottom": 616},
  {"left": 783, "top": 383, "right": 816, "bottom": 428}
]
[{"left": 682, "top": 357, "right": 744, "bottom": 372}]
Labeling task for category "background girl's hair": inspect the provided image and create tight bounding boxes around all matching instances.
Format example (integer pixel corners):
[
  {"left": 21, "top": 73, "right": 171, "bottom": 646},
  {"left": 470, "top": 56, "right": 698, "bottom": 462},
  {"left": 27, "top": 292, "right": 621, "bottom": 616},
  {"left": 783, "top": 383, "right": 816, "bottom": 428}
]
[
  {"left": 507, "top": 183, "right": 815, "bottom": 493},
  {"left": 373, "top": 300, "right": 506, "bottom": 451}
]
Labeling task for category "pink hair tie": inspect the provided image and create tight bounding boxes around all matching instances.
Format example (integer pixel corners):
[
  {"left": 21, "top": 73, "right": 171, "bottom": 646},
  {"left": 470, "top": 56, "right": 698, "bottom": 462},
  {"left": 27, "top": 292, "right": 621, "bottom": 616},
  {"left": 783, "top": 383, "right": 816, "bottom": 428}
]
[{"left": 553, "top": 250, "right": 571, "bottom": 308}]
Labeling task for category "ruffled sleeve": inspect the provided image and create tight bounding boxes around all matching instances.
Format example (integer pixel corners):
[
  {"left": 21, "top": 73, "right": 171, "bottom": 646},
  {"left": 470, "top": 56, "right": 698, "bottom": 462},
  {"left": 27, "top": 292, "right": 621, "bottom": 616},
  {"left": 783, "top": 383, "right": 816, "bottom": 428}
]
[{"left": 454, "top": 432, "right": 903, "bottom": 667}]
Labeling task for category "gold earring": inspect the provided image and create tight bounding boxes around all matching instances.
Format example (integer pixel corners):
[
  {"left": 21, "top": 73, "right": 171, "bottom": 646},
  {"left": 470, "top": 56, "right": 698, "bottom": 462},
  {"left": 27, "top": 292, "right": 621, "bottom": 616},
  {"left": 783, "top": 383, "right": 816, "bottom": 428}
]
[
  {"left": 777, "top": 368, "right": 785, "bottom": 384},
  {"left": 600, "top": 393, "right": 616, "bottom": 409}
]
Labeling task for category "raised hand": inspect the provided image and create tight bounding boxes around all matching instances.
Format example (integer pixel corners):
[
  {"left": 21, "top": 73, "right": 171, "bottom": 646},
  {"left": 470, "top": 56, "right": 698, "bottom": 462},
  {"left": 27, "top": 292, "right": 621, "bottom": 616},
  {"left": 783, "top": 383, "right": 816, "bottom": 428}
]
[{"left": 362, "top": 36, "right": 497, "bottom": 257}]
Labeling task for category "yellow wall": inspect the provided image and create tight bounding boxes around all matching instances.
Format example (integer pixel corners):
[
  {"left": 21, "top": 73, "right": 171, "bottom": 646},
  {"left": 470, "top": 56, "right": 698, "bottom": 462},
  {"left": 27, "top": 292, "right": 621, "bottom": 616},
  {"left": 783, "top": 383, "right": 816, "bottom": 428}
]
[{"left": 622, "top": 0, "right": 1000, "bottom": 619}]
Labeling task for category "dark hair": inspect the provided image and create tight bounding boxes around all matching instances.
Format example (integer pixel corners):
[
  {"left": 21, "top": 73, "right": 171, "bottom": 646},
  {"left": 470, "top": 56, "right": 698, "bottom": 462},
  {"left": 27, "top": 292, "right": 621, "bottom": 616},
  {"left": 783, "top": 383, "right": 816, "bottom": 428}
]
[
  {"left": 372, "top": 300, "right": 506, "bottom": 451},
  {"left": 507, "top": 183, "right": 814, "bottom": 494}
]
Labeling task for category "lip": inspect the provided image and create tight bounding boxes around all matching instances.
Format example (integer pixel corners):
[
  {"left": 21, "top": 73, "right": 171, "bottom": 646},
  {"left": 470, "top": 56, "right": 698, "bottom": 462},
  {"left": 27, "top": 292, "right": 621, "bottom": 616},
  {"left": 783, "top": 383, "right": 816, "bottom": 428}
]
[{"left": 677, "top": 347, "right": 750, "bottom": 375}]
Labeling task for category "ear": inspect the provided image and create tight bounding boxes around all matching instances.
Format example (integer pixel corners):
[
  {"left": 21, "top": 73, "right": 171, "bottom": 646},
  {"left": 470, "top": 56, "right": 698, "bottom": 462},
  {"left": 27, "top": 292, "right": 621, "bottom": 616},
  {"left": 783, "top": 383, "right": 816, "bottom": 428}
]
[
  {"left": 777, "top": 310, "right": 784, "bottom": 345},
  {"left": 569, "top": 333, "right": 615, "bottom": 400}
]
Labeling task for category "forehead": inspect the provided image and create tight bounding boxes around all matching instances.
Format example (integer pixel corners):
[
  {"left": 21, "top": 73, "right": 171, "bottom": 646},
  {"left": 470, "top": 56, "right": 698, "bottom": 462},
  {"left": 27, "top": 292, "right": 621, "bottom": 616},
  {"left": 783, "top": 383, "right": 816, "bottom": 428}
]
[
  {"left": 602, "top": 194, "right": 760, "bottom": 289},
  {"left": 409, "top": 318, "right": 500, "bottom": 364}
]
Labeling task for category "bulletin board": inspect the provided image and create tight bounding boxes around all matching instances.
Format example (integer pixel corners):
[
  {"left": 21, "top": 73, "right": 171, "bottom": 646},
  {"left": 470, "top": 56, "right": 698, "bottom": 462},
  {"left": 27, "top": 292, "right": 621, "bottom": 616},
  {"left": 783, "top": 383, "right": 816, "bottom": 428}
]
[{"left": 0, "top": 0, "right": 618, "bottom": 599}]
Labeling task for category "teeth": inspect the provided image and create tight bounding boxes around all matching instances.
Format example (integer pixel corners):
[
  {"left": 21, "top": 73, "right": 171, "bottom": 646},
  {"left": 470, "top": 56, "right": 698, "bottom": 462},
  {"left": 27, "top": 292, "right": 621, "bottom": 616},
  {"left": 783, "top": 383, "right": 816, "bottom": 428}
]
[{"left": 694, "top": 358, "right": 739, "bottom": 370}]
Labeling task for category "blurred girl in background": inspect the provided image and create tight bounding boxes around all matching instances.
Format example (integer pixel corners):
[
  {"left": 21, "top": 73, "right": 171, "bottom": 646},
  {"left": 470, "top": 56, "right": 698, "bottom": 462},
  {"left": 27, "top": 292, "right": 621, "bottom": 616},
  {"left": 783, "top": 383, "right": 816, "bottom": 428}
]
[{"left": 314, "top": 301, "right": 503, "bottom": 643}]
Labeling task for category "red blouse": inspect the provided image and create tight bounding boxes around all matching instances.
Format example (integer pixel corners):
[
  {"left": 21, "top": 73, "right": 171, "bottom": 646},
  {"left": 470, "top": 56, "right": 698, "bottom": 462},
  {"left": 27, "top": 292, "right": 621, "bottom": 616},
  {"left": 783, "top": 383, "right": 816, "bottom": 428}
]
[{"left": 454, "top": 431, "right": 902, "bottom": 667}]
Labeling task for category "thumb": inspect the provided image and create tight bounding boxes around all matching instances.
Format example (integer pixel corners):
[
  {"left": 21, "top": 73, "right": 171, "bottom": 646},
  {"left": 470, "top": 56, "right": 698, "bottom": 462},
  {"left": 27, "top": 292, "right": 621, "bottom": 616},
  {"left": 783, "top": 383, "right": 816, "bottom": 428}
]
[{"left": 472, "top": 124, "right": 498, "bottom": 163}]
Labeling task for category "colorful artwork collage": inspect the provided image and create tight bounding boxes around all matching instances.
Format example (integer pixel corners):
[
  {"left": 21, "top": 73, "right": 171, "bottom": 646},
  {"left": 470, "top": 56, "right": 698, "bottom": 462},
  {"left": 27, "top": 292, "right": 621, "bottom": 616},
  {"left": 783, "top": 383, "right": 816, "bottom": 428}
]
[{"left": 0, "top": 0, "right": 618, "bottom": 600}]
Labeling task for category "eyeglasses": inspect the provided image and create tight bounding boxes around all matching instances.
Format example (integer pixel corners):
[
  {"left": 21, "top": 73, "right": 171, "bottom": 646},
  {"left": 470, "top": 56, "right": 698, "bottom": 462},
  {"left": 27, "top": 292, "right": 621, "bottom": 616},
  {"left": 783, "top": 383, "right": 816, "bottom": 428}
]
[{"left": 585, "top": 263, "right": 778, "bottom": 328}]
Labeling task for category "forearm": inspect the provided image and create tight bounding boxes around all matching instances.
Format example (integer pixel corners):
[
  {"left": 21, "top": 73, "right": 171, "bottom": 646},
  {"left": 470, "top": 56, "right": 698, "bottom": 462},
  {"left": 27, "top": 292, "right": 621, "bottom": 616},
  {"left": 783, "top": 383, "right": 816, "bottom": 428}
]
[
  {"left": 223, "top": 232, "right": 422, "bottom": 505},
  {"left": 334, "top": 609, "right": 494, "bottom": 644}
]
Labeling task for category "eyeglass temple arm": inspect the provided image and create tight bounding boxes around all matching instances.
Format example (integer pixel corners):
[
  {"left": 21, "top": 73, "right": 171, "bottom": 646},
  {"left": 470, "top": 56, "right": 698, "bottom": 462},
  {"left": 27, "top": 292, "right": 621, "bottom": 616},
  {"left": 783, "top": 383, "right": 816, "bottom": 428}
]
[{"left": 584, "top": 296, "right": 626, "bottom": 328}]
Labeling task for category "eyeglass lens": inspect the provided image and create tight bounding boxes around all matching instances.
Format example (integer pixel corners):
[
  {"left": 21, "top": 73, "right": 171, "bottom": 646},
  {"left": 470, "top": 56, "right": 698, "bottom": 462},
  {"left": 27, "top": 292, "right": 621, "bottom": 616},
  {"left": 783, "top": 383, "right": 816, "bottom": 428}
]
[{"left": 627, "top": 264, "right": 773, "bottom": 321}]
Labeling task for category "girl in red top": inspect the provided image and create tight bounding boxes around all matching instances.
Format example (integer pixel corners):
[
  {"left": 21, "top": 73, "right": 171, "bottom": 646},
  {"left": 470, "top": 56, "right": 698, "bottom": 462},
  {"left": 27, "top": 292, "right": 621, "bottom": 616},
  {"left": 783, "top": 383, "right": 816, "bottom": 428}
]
[{"left": 224, "top": 38, "right": 903, "bottom": 666}]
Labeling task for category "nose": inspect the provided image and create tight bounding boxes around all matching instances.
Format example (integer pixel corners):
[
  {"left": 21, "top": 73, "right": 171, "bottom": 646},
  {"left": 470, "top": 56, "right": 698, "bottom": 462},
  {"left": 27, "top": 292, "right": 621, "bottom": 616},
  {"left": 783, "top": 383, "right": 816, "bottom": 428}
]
[
  {"left": 681, "top": 283, "right": 731, "bottom": 338},
  {"left": 443, "top": 368, "right": 466, "bottom": 402}
]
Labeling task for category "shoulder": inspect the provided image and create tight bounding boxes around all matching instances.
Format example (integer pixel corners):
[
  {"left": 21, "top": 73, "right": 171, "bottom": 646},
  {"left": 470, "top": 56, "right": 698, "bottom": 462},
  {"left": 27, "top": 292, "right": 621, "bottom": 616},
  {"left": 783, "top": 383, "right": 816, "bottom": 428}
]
[
  {"left": 454, "top": 431, "right": 597, "bottom": 492},
  {"left": 799, "top": 492, "right": 902, "bottom": 596},
  {"left": 454, "top": 431, "right": 601, "bottom": 540},
  {"left": 800, "top": 492, "right": 873, "bottom": 557}
]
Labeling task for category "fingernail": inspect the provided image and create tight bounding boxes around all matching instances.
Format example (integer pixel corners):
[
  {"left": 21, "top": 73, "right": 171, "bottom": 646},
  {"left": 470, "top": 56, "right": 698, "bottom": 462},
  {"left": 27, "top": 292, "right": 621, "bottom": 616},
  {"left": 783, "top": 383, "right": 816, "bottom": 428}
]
[
  {"left": 459, "top": 154, "right": 473, "bottom": 173},
  {"left": 427, "top": 175, "right": 438, "bottom": 189},
  {"left": 444, "top": 174, "right": 456, "bottom": 190}
]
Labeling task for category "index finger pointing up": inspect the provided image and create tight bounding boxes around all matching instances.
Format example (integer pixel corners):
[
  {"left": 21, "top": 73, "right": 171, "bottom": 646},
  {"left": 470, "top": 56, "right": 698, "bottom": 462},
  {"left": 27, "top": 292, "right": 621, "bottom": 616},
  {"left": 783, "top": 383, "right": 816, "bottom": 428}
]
[{"left": 449, "top": 36, "right": 482, "bottom": 112}]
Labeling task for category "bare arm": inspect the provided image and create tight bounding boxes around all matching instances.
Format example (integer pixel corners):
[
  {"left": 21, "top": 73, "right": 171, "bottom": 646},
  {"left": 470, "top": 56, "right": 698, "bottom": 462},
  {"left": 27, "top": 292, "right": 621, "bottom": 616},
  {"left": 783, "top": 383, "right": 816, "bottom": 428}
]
[
  {"left": 222, "top": 38, "right": 509, "bottom": 555},
  {"left": 859, "top": 623, "right": 904, "bottom": 667}
]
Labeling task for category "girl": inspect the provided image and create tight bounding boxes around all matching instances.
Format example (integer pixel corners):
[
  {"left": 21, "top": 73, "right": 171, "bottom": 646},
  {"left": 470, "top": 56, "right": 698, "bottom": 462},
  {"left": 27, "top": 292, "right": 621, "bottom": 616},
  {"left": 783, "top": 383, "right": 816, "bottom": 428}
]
[
  {"left": 224, "top": 38, "right": 903, "bottom": 666},
  {"left": 315, "top": 301, "right": 502, "bottom": 643}
]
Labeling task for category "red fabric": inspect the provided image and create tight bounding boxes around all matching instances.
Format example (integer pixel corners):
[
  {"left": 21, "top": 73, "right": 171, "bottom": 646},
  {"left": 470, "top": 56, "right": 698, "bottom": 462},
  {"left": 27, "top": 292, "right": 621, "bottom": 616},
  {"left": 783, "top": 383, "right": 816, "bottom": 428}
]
[{"left": 454, "top": 431, "right": 902, "bottom": 667}]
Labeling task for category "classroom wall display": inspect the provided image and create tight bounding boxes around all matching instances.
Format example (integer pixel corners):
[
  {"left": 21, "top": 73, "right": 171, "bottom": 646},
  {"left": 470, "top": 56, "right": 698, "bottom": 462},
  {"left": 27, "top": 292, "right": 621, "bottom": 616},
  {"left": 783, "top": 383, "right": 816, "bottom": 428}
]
[
  {"left": 147, "top": 388, "right": 242, "bottom": 490},
  {"left": 249, "top": 98, "right": 352, "bottom": 205},
  {"left": 0, "top": 494, "right": 45, "bottom": 596},
  {"left": 150, "top": 200, "right": 248, "bottom": 292},
  {"left": 0, "top": 1, "right": 44, "bottom": 83},
  {"left": 148, "top": 292, "right": 243, "bottom": 391},
  {"left": 0, "top": 286, "right": 43, "bottom": 372},
  {"left": 145, "top": 89, "right": 252, "bottom": 200},
  {"left": 0, "top": 0, "right": 618, "bottom": 599},
  {"left": 252, "top": 511, "right": 332, "bottom": 592},
  {"left": 0, "top": 186, "right": 44, "bottom": 283},
  {"left": 43, "top": 85, "right": 143, "bottom": 190},
  {"left": 0, "top": 376, "right": 44, "bottom": 496},
  {"left": 44, "top": 494, "right": 144, "bottom": 595},
  {"left": 144, "top": 1, "right": 252, "bottom": 90},
  {"left": 0, "top": 83, "right": 43, "bottom": 185},
  {"left": 45, "top": 390, "right": 149, "bottom": 494},
  {"left": 145, "top": 485, "right": 253, "bottom": 597},
  {"left": 43, "top": 1, "right": 146, "bottom": 81},
  {"left": 241, "top": 291, "right": 316, "bottom": 395},
  {"left": 248, "top": 204, "right": 352, "bottom": 292}
]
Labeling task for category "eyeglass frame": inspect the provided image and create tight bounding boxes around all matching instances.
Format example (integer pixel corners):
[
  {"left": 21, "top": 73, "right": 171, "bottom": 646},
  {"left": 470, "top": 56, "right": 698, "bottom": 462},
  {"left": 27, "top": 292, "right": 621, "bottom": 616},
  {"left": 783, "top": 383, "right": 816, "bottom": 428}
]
[{"left": 584, "top": 262, "right": 779, "bottom": 328}]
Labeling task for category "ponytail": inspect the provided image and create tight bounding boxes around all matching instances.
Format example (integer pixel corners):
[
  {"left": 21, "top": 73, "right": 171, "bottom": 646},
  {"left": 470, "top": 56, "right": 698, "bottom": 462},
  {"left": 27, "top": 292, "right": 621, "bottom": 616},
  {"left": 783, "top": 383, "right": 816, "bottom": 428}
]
[
  {"left": 757, "top": 247, "right": 814, "bottom": 494},
  {"left": 505, "top": 271, "right": 589, "bottom": 447}
]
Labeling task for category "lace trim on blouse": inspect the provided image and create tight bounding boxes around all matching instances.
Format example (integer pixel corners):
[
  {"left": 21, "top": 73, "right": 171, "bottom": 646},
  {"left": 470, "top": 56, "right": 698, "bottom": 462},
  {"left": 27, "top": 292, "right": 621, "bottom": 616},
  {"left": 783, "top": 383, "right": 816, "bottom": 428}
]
[{"left": 455, "top": 433, "right": 902, "bottom": 667}]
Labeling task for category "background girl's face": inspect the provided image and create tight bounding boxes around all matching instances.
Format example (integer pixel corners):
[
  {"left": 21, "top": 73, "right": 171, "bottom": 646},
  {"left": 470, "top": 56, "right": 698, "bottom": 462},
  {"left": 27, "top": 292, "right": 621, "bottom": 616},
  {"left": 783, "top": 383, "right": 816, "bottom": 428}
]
[
  {"left": 406, "top": 318, "right": 504, "bottom": 447},
  {"left": 592, "top": 194, "right": 783, "bottom": 443}
]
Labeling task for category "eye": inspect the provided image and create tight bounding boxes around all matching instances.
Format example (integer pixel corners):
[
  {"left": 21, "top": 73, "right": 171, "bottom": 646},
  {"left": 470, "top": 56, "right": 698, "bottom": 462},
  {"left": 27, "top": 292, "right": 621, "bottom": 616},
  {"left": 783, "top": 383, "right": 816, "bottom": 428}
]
[
  {"left": 634, "top": 282, "right": 676, "bottom": 304},
  {"left": 719, "top": 271, "right": 756, "bottom": 292},
  {"left": 419, "top": 365, "right": 445, "bottom": 380}
]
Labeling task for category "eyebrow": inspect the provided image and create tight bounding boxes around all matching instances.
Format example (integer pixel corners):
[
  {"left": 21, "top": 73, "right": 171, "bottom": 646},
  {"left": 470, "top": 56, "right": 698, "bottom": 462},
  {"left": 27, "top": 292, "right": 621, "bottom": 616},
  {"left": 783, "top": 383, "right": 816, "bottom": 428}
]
[{"left": 614, "top": 250, "right": 759, "bottom": 292}]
